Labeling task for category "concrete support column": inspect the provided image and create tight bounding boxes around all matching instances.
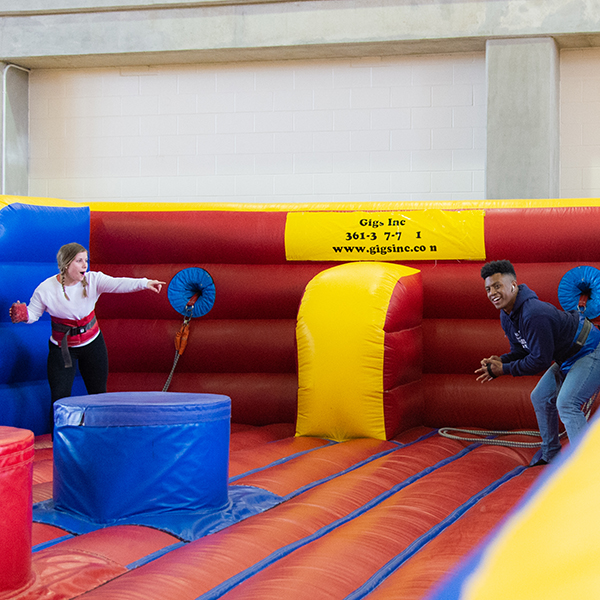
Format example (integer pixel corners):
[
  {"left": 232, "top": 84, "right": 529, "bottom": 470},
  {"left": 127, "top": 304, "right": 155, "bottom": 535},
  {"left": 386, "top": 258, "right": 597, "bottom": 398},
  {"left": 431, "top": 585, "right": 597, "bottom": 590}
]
[
  {"left": 0, "top": 63, "right": 29, "bottom": 196},
  {"left": 486, "top": 38, "right": 559, "bottom": 200}
]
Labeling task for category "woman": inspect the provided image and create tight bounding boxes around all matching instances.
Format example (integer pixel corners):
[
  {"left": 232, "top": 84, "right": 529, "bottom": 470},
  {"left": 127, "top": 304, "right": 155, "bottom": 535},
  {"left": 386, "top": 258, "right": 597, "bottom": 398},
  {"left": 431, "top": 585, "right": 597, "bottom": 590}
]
[{"left": 10, "top": 242, "right": 165, "bottom": 429}]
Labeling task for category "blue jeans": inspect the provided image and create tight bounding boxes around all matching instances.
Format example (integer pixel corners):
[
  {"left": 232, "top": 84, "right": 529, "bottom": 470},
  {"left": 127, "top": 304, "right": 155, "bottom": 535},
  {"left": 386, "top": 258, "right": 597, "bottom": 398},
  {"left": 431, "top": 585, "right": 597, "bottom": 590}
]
[{"left": 530, "top": 341, "right": 600, "bottom": 461}]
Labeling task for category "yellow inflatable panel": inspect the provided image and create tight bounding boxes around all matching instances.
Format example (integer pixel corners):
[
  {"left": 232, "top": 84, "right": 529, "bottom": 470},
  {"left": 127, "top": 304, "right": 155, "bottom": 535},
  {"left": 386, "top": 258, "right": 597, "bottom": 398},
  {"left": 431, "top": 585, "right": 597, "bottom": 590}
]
[
  {"left": 295, "top": 262, "right": 421, "bottom": 442},
  {"left": 0, "top": 195, "right": 80, "bottom": 209},
  {"left": 285, "top": 210, "right": 485, "bottom": 262},
  {"left": 462, "top": 414, "right": 600, "bottom": 599},
  {"left": 5, "top": 195, "right": 600, "bottom": 213}
]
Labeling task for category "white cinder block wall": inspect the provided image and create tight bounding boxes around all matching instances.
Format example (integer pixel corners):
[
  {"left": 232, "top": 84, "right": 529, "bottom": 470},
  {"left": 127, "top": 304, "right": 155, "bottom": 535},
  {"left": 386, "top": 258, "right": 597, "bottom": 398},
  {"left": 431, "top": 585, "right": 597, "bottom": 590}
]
[
  {"left": 29, "top": 48, "right": 600, "bottom": 204},
  {"left": 29, "top": 53, "right": 487, "bottom": 204}
]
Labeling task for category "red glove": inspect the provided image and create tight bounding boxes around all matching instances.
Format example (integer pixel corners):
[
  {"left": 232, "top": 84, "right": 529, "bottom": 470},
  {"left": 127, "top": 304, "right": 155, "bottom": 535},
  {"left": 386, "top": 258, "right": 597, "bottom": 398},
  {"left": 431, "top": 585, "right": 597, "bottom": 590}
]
[{"left": 10, "top": 302, "right": 28, "bottom": 323}]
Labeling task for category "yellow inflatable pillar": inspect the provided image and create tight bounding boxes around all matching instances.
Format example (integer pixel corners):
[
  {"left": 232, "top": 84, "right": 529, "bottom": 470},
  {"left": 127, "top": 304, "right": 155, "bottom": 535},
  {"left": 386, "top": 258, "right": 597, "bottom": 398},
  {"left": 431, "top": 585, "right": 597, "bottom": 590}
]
[
  {"left": 454, "top": 413, "right": 600, "bottom": 600},
  {"left": 295, "top": 262, "right": 422, "bottom": 442}
]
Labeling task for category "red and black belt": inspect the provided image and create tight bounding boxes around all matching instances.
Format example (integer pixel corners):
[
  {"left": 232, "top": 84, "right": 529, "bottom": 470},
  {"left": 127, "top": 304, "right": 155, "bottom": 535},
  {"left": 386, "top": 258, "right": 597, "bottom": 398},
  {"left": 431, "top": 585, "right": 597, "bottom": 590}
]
[{"left": 51, "top": 315, "right": 98, "bottom": 368}]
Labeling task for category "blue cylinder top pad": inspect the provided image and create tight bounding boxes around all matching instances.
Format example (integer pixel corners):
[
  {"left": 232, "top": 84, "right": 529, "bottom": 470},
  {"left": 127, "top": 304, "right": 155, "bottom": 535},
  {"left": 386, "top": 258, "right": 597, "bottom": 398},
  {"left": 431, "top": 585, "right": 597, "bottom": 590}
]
[
  {"left": 558, "top": 265, "right": 600, "bottom": 320},
  {"left": 167, "top": 268, "right": 216, "bottom": 318}
]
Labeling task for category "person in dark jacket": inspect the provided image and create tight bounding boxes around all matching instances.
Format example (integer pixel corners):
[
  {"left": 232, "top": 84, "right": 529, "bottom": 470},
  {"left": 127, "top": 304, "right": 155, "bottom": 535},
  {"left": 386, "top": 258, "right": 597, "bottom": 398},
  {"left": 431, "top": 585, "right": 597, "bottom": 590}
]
[{"left": 475, "top": 260, "right": 600, "bottom": 464}]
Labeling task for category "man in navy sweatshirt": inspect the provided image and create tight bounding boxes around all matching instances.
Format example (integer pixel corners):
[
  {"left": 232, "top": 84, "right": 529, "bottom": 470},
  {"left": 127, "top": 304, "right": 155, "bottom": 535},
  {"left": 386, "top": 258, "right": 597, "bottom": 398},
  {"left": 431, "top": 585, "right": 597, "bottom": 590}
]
[{"left": 476, "top": 260, "right": 600, "bottom": 464}]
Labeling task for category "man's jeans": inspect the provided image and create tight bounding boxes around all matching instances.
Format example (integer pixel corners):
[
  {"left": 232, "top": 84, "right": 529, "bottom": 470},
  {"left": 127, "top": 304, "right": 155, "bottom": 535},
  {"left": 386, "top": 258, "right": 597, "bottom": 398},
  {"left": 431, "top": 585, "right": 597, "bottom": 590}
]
[{"left": 531, "top": 342, "right": 600, "bottom": 462}]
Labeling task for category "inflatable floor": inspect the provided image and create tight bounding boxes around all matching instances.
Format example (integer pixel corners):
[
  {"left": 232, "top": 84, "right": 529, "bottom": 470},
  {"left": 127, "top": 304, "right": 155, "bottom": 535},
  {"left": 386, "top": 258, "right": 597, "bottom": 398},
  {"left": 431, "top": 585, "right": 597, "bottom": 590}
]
[{"left": 2, "top": 197, "right": 600, "bottom": 599}]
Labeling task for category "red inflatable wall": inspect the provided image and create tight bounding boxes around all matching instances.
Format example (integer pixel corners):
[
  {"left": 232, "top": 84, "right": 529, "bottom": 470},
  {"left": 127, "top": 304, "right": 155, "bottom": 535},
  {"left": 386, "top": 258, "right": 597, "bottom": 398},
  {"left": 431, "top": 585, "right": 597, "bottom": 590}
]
[{"left": 90, "top": 205, "right": 600, "bottom": 432}]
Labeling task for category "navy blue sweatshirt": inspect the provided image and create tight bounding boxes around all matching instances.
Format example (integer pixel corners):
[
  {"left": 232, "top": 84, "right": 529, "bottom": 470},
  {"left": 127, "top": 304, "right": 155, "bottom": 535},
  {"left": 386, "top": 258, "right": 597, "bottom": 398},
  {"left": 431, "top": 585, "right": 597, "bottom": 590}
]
[{"left": 500, "top": 284, "right": 580, "bottom": 376}]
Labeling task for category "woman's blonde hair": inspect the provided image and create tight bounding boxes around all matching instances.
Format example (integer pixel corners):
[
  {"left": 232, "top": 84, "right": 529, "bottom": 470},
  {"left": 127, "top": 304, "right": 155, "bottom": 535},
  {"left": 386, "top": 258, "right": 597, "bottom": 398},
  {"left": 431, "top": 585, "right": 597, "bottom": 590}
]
[{"left": 57, "top": 242, "right": 89, "bottom": 300}]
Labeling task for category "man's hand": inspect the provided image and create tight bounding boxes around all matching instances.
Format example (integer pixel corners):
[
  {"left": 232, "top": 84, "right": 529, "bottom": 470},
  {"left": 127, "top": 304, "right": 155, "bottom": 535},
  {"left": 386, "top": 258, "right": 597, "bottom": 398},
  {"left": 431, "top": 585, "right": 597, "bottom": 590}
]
[
  {"left": 475, "top": 355, "right": 503, "bottom": 383},
  {"left": 10, "top": 301, "right": 28, "bottom": 323}
]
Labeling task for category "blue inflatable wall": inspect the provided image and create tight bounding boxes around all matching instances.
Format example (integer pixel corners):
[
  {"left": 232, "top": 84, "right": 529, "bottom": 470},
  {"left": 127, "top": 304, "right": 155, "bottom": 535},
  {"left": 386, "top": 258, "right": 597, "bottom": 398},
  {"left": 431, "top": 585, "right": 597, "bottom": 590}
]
[{"left": 0, "top": 201, "right": 90, "bottom": 434}]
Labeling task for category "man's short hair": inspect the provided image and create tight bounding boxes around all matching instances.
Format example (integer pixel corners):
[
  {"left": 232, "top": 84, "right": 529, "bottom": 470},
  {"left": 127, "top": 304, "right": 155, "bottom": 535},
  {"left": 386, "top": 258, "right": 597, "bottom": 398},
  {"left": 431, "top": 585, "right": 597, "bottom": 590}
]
[{"left": 480, "top": 260, "right": 516, "bottom": 280}]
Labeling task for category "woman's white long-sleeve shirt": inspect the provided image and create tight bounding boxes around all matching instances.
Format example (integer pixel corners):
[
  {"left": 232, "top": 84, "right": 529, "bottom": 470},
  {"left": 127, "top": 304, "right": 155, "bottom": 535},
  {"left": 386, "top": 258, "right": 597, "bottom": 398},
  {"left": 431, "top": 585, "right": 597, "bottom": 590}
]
[{"left": 27, "top": 271, "right": 149, "bottom": 346}]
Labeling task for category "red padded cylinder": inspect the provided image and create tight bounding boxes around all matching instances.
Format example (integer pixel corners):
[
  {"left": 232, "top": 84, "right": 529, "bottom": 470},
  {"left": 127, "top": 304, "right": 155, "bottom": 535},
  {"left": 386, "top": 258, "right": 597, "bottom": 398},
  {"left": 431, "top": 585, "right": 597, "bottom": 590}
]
[{"left": 0, "top": 427, "right": 34, "bottom": 596}]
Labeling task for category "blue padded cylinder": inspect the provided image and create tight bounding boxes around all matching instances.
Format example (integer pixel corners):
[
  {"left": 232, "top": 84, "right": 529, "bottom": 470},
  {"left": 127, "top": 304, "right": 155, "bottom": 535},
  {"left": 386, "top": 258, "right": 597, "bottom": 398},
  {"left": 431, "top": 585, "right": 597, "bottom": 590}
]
[
  {"left": 167, "top": 267, "right": 216, "bottom": 318},
  {"left": 52, "top": 391, "right": 231, "bottom": 524},
  {"left": 558, "top": 265, "right": 600, "bottom": 320}
]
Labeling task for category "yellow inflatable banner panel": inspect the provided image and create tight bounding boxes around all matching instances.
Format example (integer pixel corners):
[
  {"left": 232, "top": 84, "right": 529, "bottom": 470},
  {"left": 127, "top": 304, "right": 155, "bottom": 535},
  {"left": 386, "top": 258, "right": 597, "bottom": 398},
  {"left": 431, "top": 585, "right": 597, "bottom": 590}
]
[{"left": 285, "top": 210, "right": 486, "bottom": 261}]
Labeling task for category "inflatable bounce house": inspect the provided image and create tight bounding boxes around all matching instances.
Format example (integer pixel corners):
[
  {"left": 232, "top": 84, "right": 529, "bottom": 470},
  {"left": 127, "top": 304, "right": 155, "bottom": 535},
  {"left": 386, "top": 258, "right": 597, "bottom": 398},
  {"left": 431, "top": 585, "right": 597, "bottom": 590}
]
[{"left": 1, "top": 196, "right": 600, "bottom": 599}]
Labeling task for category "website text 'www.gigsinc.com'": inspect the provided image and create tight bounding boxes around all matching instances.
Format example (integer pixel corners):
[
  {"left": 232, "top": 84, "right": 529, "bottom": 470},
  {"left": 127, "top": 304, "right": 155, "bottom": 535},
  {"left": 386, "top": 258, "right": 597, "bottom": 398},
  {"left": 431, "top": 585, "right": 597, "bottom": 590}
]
[{"left": 331, "top": 244, "right": 438, "bottom": 256}]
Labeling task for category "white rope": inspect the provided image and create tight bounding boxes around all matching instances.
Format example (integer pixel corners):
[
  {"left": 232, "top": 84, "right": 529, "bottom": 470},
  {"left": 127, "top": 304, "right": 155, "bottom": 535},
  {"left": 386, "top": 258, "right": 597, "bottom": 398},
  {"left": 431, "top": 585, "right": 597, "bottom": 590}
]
[
  {"left": 439, "top": 393, "right": 598, "bottom": 448},
  {"left": 438, "top": 427, "right": 547, "bottom": 448}
]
